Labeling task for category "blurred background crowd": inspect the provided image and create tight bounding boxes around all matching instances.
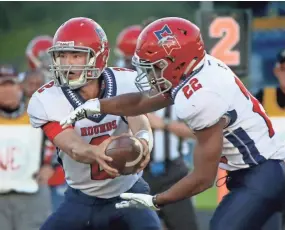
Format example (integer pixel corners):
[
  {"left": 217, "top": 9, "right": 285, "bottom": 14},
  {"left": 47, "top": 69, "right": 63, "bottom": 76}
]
[{"left": 1, "top": 1, "right": 285, "bottom": 230}]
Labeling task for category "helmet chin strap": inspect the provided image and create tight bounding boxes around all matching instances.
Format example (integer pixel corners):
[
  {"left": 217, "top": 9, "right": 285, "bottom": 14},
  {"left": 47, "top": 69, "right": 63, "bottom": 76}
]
[
  {"left": 68, "top": 82, "right": 87, "bottom": 90},
  {"left": 68, "top": 68, "right": 104, "bottom": 90},
  {"left": 68, "top": 76, "right": 88, "bottom": 90}
]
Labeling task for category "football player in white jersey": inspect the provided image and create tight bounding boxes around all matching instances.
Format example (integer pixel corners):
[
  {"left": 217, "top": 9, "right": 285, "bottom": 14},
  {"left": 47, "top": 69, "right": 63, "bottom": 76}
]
[
  {"left": 60, "top": 17, "right": 285, "bottom": 230},
  {"left": 27, "top": 17, "right": 161, "bottom": 230}
]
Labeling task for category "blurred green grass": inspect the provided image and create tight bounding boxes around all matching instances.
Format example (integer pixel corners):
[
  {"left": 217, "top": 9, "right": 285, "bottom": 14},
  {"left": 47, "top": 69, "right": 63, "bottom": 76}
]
[{"left": 195, "top": 186, "right": 217, "bottom": 210}]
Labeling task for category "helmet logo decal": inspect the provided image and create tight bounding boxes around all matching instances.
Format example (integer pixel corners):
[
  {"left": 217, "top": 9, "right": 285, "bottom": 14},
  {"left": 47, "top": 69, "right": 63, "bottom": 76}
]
[{"left": 153, "top": 24, "right": 181, "bottom": 55}]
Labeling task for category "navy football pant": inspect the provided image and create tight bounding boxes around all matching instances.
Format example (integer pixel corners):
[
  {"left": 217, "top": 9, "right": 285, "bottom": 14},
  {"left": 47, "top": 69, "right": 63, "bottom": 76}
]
[
  {"left": 210, "top": 160, "right": 285, "bottom": 230},
  {"left": 40, "top": 177, "right": 161, "bottom": 230}
]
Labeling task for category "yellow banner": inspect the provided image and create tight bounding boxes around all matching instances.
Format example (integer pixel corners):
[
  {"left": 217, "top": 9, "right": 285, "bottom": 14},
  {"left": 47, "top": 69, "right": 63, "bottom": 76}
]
[{"left": 253, "top": 17, "right": 285, "bottom": 30}]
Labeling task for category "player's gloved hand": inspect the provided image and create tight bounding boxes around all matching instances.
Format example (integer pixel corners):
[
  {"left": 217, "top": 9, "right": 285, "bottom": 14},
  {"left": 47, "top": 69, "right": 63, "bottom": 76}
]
[
  {"left": 115, "top": 193, "right": 160, "bottom": 211},
  {"left": 60, "top": 98, "right": 101, "bottom": 128}
]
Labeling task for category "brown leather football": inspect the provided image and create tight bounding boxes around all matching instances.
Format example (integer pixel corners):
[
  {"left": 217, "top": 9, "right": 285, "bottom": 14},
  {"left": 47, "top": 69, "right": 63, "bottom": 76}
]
[{"left": 105, "top": 136, "right": 145, "bottom": 175}]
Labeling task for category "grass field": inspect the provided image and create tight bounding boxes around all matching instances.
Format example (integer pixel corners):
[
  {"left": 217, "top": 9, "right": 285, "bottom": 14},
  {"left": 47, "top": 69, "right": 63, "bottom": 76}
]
[{"left": 194, "top": 186, "right": 217, "bottom": 211}]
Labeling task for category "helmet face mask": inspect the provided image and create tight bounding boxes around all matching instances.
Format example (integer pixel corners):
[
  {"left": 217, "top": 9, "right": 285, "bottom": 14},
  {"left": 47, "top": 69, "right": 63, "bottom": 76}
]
[
  {"left": 48, "top": 17, "right": 110, "bottom": 89},
  {"left": 49, "top": 46, "right": 102, "bottom": 89},
  {"left": 132, "top": 55, "right": 172, "bottom": 98}
]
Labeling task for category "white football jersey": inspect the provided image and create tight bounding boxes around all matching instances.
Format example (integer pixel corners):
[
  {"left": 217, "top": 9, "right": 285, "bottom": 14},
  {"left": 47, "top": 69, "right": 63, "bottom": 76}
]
[
  {"left": 171, "top": 54, "right": 285, "bottom": 171},
  {"left": 27, "top": 67, "right": 143, "bottom": 198}
]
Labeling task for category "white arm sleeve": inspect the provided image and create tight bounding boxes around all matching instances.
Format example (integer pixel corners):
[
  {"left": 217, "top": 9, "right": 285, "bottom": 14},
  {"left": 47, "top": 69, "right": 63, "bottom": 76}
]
[
  {"left": 175, "top": 90, "right": 229, "bottom": 131},
  {"left": 27, "top": 95, "right": 49, "bottom": 128}
]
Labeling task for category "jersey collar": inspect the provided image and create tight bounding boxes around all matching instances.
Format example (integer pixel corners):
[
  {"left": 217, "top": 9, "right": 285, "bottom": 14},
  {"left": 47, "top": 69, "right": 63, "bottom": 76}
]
[{"left": 61, "top": 68, "right": 117, "bottom": 123}]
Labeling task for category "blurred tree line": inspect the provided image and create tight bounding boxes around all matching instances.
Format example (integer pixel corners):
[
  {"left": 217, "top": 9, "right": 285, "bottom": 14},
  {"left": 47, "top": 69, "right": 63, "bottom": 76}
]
[{"left": 0, "top": 1, "right": 255, "bottom": 70}]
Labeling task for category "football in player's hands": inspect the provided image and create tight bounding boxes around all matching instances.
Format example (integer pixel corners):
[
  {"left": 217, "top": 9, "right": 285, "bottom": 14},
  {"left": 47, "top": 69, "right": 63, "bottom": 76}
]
[{"left": 105, "top": 136, "right": 145, "bottom": 175}]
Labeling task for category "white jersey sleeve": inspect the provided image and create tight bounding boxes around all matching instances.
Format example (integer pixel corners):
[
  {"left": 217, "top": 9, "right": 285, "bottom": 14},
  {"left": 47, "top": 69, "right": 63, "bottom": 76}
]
[
  {"left": 175, "top": 89, "right": 229, "bottom": 131},
  {"left": 27, "top": 94, "right": 49, "bottom": 128}
]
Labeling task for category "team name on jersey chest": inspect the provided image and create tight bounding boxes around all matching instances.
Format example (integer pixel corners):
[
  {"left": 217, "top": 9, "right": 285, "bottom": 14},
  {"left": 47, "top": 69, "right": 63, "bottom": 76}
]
[{"left": 80, "top": 120, "right": 118, "bottom": 136}]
